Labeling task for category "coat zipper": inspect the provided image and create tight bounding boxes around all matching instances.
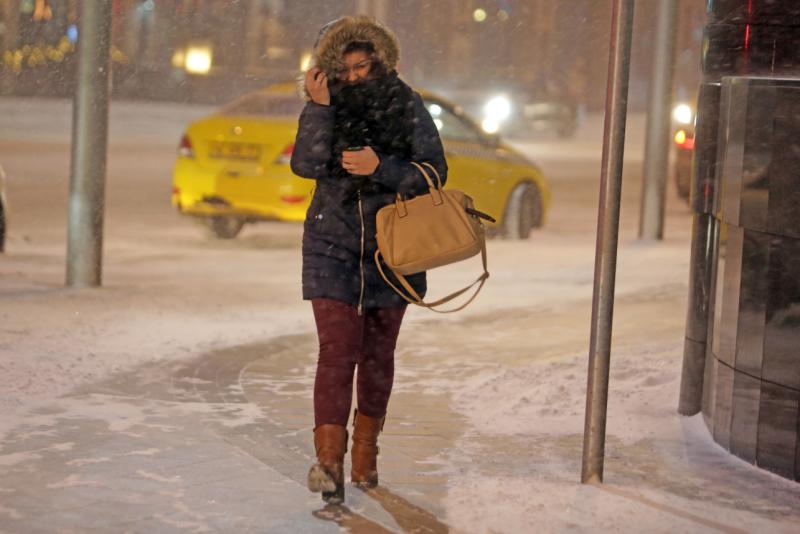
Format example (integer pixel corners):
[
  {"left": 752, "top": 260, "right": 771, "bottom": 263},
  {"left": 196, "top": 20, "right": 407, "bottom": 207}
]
[{"left": 357, "top": 191, "right": 366, "bottom": 316}]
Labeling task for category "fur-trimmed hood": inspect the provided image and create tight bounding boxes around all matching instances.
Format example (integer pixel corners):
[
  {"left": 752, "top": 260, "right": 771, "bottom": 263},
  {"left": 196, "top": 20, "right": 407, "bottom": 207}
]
[
  {"left": 299, "top": 16, "right": 400, "bottom": 98},
  {"left": 313, "top": 16, "right": 399, "bottom": 77}
]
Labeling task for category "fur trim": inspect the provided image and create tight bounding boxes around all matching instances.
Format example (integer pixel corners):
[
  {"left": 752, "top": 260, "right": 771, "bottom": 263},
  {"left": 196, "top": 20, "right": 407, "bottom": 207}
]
[
  {"left": 299, "top": 16, "right": 399, "bottom": 99},
  {"left": 314, "top": 16, "right": 399, "bottom": 76}
]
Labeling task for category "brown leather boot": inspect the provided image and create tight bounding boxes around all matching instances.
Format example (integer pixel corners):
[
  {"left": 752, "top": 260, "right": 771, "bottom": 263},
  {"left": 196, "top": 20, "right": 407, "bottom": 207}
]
[
  {"left": 351, "top": 410, "right": 384, "bottom": 488},
  {"left": 308, "top": 424, "right": 348, "bottom": 504}
]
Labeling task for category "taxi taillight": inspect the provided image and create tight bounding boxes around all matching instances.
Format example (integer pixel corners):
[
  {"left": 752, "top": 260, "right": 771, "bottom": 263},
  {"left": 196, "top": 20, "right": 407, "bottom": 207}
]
[
  {"left": 274, "top": 143, "right": 294, "bottom": 165},
  {"left": 674, "top": 129, "right": 695, "bottom": 150},
  {"left": 179, "top": 134, "right": 195, "bottom": 158}
]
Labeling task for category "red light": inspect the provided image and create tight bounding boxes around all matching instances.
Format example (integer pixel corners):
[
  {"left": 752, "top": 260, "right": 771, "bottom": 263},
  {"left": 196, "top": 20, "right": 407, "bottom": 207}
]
[
  {"left": 274, "top": 143, "right": 294, "bottom": 165},
  {"left": 178, "top": 134, "right": 195, "bottom": 158},
  {"left": 674, "top": 130, "right": 695, "bottom": 150},
  {"left": 745, "top": 24, "right": 751, "bottom": 51},
  {"left": 280, "top": 194, "right": 306, "bottom": 204}
]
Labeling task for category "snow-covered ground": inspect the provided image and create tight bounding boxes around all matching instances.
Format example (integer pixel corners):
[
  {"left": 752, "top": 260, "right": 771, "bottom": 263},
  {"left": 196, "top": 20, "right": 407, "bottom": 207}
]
[{"left": 1, "top": 97, "right": 798, "bottom": 532}]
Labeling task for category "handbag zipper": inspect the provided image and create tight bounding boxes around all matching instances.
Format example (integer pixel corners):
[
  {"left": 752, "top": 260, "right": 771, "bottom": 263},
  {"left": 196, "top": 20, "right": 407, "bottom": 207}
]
[{"left": 357, "top": 191, "right": 366, "bottom": 316}]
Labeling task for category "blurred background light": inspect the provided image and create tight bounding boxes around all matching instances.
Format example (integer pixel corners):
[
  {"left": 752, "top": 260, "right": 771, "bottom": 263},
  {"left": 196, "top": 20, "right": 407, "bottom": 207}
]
[
  {"left": 672, "top": 103, "right": 693, "bottom": 124},
  {"left": 185, "top": 46, "right": 212, "bottom": 75},
  {"left": 171, "top": 49, "right": 185, "bottom": 69},
  {"left": 482, "top": 117, "right": 500, "bottom": 134},
  {"left": 300, "top": 52, "right": 312, "bottom": 72},
  {"left": 473, "top": 8, "right": 487, "bottom": 23},
  {"left": 484, "top": 95, "right": 511, "bottom": 122}
]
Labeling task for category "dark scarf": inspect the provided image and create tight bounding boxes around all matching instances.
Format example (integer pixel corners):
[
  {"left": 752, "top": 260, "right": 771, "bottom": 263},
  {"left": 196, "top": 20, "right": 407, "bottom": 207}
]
[{"left": 329, "top": 71, "right": 416, "bottom": 197}]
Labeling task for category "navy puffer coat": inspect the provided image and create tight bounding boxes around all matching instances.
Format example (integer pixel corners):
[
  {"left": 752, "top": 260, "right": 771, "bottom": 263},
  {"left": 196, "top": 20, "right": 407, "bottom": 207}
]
[{"left": 291, "top": 86, "right": 447, "bottom": 309}]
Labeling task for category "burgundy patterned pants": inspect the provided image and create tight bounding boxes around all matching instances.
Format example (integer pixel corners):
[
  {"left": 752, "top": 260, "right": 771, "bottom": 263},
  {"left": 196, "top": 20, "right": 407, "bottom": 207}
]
[{"left": 311, "top": 298, "right": 407, "bottom": 428}]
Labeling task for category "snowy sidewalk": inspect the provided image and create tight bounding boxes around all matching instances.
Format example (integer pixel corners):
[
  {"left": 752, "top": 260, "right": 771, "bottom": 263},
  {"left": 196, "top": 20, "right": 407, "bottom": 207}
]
[{"left": 2, "top": 250, "right": 799, "bottom": 532}]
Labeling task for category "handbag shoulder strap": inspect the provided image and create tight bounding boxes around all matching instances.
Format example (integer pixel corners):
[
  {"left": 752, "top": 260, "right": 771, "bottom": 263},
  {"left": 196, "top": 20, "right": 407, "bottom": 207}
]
[{"left": 374, "top": 242, "right": 489, "bottom": 313}]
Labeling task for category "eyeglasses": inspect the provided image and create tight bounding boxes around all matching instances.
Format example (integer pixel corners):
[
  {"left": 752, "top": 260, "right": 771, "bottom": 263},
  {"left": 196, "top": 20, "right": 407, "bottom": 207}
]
[{"left": 336, "top": 59, "right": 373, "bottom": 80}]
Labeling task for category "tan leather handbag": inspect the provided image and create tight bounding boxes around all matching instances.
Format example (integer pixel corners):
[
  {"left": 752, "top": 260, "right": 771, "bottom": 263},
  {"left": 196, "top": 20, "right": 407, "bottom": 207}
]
[{"left": 375, "top": 162, "right": 491, "bottom": 313}]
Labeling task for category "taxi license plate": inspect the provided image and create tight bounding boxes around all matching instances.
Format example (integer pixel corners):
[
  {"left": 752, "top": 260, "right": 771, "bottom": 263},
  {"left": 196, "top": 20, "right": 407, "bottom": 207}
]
[{"left": 208, "top": 141, "right": 261, "bottom": 161}]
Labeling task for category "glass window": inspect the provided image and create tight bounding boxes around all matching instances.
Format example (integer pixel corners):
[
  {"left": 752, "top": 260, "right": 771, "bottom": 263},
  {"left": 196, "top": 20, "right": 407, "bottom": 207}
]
[{"left": 425, "top": 100, "right": 483, "bottom": 143}]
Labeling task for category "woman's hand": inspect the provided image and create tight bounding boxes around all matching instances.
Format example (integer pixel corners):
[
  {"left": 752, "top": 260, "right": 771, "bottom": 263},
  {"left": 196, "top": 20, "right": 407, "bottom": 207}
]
[
  {"left": 305, "top": 68, "right": 330, "bottom": 106},
  {"left": 342, "top": 147, "right": 380, "bottom": 175}
]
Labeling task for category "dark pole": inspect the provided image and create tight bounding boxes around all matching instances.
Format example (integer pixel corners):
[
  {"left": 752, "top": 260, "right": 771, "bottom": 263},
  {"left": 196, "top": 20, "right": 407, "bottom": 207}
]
[
  {"left": 66, "top": 0, "right": 112, "bottom": 287},
  {"left": 581, "top": 0, "right": 635, "bottom": 485},
  {"left": 639, "top": 0, "right": 678, "bottom": 240}
]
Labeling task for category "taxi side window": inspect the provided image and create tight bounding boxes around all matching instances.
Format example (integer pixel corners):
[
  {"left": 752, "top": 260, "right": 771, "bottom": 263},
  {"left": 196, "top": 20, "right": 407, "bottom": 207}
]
[{"left": 425, "top": 101, "right": 483, "bottom": 144}]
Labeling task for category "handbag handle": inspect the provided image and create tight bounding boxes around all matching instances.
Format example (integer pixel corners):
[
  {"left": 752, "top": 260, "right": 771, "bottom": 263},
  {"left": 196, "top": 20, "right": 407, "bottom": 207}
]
[
  {"left": 375, "top": 242, "right": 489, "bottom": 313},
  {"left": 410, "top": 162, "right": 444, "bottom": 206},
  {"left": 395, "top": 162, "right": 445, "bottom": 216}
]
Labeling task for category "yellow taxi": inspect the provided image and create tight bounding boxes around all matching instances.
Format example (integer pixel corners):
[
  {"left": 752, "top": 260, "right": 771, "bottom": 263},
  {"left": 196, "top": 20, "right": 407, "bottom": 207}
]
[{"left": 172, "top": 84, "right": 550, "bottom": 239}]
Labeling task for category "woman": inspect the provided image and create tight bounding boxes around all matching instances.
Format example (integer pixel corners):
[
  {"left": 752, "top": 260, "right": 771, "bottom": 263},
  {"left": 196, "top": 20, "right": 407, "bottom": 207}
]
[{"left": 290, "top": 16, "right": 447, "bottom": 505}]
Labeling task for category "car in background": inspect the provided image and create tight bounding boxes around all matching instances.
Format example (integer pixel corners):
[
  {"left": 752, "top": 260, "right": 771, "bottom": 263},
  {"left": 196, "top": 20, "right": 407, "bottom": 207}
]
[
  {"left": 672, "top": 101, "right": 696, "bottom": 201},
  {"left": 0, "top": 164, "right": 6, "bottom": 252},
  {"left": 172, "top": 83, "right": 550, "bottom": 240},
  {"left": 442, "top": 81, "right": 579, "bottom": 140},
  {"left": 172, "top": 82, "right": 307, "bottom": 238},
  {"left": 481, "top": 90, "right": 578, "bottom": 139}
]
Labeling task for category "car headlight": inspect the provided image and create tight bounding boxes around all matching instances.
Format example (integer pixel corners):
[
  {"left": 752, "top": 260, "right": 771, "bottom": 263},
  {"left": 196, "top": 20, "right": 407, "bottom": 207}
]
[
  {"left": 484, "top": 95, "right": 512, "bottom": 123},
  {"left": 672, "top": 103, "right": 693, "bottom": 124}
]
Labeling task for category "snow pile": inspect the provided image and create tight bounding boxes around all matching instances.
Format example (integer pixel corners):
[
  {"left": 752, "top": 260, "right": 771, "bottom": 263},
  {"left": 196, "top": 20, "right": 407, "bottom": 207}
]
[{"left": 453, "top": 341, "right": 680, "bottom": 442}]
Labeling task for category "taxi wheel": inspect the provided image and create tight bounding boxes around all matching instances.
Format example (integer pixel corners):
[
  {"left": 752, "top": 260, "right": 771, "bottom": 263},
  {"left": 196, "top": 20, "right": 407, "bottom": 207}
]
[
  {"left": 207, "top": 216, "right": 245, "bottom": 239},
  {"left": 503, "top": 182, "right": 542, "bottom": 240}
]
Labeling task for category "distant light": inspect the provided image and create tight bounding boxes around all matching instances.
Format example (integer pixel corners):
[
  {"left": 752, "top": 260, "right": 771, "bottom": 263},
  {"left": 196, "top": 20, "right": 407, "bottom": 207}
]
[
  {"left": 67, "top": 25, "right": 78, "bottom": 43},
  {"left": 429, "top": 104, "right": 442, "bottom": 117},
  {"left": 497, "top": 9, "right": 509, "bottom": 21},
  {"left": 171, "top": 48, "right": 185, "bottom": 69},
  {"left": 185, "top": 46, "right": 212, "bottom": 75},
  {"left": 473, "top": 8, "right": 487, "bottom": 22},
  {"left": 674, "top": 129, "right": 687, "bottom": 145},
  {"left": 482, "top": 117, "right": 500, "bottom": 134},
  {"left": 484, "top": 95, "right": 512, "bottom": 122},
  {"left": 433, "top": 118, "right": 444, "bottom": 131},
  {"left": 673, "top": 103, "right": 693, "bottom": 124},
  {"left": 300, "top": 52, "right": 312, "bottom": 72}
]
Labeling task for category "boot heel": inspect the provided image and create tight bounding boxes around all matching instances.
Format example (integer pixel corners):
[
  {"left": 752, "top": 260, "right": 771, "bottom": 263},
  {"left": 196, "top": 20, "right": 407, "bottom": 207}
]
[{"left": 323, "top": 483, "right": 344, "bottom": 505}]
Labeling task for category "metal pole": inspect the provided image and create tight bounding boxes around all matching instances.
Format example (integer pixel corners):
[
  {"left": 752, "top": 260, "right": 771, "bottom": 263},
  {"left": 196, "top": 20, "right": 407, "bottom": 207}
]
[
  {"left": 581, "top": 0, "right": 635, "bottom": 485},
  {"left": 66, "top": 0, "right": 112, "bottom": 287},
  {"left": 639, "top": 0, "right": 678, "bottom": 240}
]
